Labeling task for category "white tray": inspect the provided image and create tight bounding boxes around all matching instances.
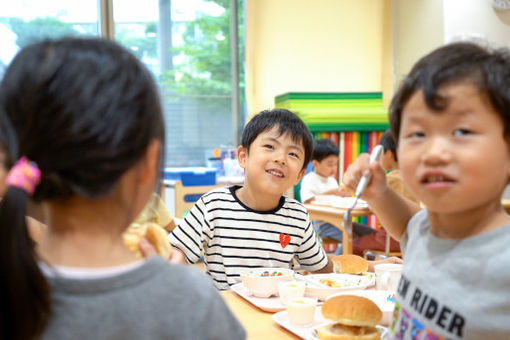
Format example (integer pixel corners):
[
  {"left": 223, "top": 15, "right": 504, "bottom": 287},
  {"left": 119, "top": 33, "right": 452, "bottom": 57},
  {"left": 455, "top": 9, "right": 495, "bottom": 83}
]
[
  {"left": 231, "top": 282, "right": 286, "bottom": 312},
  {"left": 313, "top": 195, "right": 369, "bottom": 209},
  {"left": 272, "top": 307, "right": 329, "bottom": 340},
  {"left": 273, "top": 309, "right": 390, "bottom": 340}
]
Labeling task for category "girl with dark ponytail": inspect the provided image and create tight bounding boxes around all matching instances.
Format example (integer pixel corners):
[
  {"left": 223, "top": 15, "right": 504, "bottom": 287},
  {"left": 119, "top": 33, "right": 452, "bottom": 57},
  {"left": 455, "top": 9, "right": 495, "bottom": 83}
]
[{"left": 0, "top": 37, "right": 245, "bottom": 340}]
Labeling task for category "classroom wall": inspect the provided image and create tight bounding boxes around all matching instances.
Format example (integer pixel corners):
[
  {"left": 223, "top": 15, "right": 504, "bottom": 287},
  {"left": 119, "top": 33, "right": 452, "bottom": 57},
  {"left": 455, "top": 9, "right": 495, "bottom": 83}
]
[
  {"left": 245, "top": 0, "right": 510, "bottom": 116},
  {"left": 245, "top": 0, "right": 391, "bottom": 116},
  {"left": 391, "top": 0, "right": 444, "bottom": 92},
  {"left": 443, "top": 0, "right": 510, "bottom": 48}
]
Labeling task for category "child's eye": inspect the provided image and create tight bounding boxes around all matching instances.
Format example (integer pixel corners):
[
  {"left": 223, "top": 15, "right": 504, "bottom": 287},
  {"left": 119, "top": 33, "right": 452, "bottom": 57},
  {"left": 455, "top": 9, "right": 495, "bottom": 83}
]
[
  {"left": 263, "top": 144, "right": 274, "bottom": 150},
  {"left": 289, "top": 152, "right": 300, "bottom": 158},
  {"left": 405, "top": 131, "right": 425, "bottom": 139},
  {"left": 453, "top": 128, "right": 472, "bottom": 137}
]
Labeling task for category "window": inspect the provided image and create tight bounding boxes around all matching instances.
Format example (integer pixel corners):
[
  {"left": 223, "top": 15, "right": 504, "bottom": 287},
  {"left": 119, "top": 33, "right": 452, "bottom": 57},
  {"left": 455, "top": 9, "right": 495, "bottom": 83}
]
[
  {"left": 0, "top": 1, "right": 99, "bottom": 78},
  {"left": 113, "top": 0, "right": 245, "bottom": 167},
  {"left": 1, "top": 0, "right": 245, "bottom": 168}
]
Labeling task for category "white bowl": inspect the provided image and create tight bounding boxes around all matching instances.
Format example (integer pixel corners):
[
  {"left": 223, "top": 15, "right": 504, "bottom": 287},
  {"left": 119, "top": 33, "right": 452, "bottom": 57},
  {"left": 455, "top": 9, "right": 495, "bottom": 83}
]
[{"left": 240, "top": 267, "right": 294, "bottom": 298}]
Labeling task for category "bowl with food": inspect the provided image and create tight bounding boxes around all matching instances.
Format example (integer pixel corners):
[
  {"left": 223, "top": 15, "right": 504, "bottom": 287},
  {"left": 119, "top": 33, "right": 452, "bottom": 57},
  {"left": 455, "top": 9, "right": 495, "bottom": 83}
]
[{"left": 239, "top": 267, "right": 294, "bottom": 298}]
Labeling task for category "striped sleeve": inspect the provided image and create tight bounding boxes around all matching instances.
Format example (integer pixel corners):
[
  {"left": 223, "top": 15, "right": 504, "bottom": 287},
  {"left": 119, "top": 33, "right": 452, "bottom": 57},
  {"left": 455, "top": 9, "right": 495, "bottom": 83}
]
[
  {"left": 168, "top": 196, "right": 209, "bottom": 263},
  {"left": 295, "top": 214, "right": 328, "bottom": 271}
]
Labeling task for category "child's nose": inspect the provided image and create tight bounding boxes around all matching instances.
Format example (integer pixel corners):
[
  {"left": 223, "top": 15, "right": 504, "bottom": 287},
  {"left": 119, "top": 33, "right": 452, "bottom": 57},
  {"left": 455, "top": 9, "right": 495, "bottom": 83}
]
[
  {"left": 421, "top": 136, "right": 452, "bottom": 165},
  {"left": 274, "top": 151, "right": 286, "bottom": 164}
]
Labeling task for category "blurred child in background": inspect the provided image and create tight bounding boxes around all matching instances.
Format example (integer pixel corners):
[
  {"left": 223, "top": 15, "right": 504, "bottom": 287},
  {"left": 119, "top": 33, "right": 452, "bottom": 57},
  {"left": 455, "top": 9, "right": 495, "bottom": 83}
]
[
  {"left": 300, "top": 138, "right": 374, "bottom": 255},
  {"left": 0, "top": 37, "right": 244, "bottom": 340},
  {"left": 353, "top": 130, "right": 418, "bottom": 257}
]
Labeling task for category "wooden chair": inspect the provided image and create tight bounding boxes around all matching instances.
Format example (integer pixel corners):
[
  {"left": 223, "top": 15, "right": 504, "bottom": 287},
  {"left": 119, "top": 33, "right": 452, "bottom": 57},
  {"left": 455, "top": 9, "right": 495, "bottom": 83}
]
[
  {"left": 320, "top": 236, "right": 341, "bottom": 254},
  {"left": 174, "top": 180, "right": 223, "bottom": 218},
  {"left": 362, "top": 232, "right": 402, "bottom": 260}
]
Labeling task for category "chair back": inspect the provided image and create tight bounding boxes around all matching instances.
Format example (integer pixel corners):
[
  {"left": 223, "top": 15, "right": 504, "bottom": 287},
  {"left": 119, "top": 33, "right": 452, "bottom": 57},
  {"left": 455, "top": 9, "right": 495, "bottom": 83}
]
[{"left": 174, "top": 180, "right": 223, "bottom": 218}]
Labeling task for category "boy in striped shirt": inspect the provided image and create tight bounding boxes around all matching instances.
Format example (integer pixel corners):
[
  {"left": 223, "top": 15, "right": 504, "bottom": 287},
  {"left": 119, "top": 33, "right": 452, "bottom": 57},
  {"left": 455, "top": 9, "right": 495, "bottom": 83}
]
[{"left": 169, "top": 109, "right": 331, "bottom": 289}]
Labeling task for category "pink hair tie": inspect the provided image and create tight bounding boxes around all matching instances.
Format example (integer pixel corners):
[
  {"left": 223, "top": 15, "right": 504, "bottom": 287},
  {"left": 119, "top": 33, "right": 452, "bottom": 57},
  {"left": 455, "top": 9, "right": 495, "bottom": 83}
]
[{"left": 6, "top": 156, "right": 42, "bottom": 195}]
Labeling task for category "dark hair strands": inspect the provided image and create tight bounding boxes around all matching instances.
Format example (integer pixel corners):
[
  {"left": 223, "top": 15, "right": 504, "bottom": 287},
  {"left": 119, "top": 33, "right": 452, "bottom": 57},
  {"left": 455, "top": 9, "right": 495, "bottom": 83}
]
[
  {"left": 390, "top": 42, "right": 510, "bottom": 146},
  {"left": 241, "top": 108, "right": 313, "bottom": 170},
  {"left": 312, "top": 139, "right": 339, "bottom": 162},
  {"left": 0, "top": 37, "right": 165, "bottom": 339}
]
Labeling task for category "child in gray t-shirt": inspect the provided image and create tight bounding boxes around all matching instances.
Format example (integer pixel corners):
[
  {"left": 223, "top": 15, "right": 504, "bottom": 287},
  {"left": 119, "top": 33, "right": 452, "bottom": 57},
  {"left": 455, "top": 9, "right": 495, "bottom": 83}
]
[{"left": 343, "top": 42, "right": 510, "bottom": 339}]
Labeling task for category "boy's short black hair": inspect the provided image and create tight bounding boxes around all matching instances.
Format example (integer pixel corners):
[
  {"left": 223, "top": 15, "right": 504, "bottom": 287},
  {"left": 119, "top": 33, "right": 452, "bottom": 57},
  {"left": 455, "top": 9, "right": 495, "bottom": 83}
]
[
  {"left": 379, "top": 130, "right": 397, "bottom": 161},
  {"left": 241, "top": 108, "right": 313, "bottom": 170},
  {"left": 312, "top": 139, "right": 339, "bottom": 162},
  {"left": 390, "top": 42, "right": 510, "bottom": 146}
]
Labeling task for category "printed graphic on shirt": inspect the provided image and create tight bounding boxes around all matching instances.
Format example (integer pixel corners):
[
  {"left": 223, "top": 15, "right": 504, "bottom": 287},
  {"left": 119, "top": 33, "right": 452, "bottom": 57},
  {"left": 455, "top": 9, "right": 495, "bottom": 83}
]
[
  {"left": 279, "top": 233, "right": 291, "bottom": 248},
  {"left": 390, "top": 274, "right": 466, "bottom": 340}
]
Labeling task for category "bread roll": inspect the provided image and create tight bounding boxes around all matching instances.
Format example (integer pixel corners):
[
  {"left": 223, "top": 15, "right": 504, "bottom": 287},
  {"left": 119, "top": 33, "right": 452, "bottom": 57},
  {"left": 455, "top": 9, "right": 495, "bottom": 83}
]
[
  {"left": 317, "top": 295, "right": 382, "bottom": 340},
  {"left": 332, "top": 255, "right": 368, "bottom": 274},
  {"left": 123, "top": 223, "right": 171, "bottom": 259}
]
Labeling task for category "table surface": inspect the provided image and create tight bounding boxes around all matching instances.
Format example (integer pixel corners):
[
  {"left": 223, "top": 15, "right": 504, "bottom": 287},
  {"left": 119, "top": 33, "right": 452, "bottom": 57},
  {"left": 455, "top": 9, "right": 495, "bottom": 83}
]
[
  {"left": 304, "top": 202, "right": 372, "bottom": 255},
  {"left": 221, "top": 290, "right": 299, "bottom": 339}
]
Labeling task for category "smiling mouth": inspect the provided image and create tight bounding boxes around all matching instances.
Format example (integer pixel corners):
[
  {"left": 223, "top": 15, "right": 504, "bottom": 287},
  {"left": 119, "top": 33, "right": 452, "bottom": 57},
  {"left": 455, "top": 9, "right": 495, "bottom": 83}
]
[
  {"left": 422, "top": 175, "right": 454, "bottom": 184},
  {"left": 266, "top": 169, "right": 284, "bottom": 178}
]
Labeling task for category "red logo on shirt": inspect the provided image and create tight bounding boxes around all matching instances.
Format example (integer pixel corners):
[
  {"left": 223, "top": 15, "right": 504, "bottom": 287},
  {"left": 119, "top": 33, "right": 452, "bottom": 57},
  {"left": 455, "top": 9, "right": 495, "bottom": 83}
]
[{"left": 280, "top": 233, "right": 291, "bottom": 248}]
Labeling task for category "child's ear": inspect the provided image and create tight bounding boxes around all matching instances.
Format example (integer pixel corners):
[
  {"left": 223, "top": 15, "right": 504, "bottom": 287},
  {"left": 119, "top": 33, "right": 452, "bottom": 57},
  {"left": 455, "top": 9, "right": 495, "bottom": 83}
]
[
  {"left": 311, "top": 159, "right": 319, "bottom": 169},
  {"left": 295, "top": 168, "right": 307, "bottom": 185},
  {"left": 138, "top": 139, "right": 161, "bottom": 185},
  {"left": 237, "top": 145, "right": 247, "bottom": 169}
]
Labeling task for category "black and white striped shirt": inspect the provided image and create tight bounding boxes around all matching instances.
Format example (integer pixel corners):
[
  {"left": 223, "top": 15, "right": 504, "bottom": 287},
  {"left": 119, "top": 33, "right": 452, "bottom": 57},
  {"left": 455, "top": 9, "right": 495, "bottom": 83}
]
[{"left": 169, "top": 185, "right": 328, "bottom": 290}]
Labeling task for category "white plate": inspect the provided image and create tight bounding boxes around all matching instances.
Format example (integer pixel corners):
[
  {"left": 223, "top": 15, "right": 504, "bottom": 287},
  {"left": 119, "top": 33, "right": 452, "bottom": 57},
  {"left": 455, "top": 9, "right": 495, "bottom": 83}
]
[
  {"left": 231, "top": 282, "right": 286, "bottom": 312},
  {"left": 326, "top": 289, "right": 396, "bottom": 326},
  {"left": 303, "top": 273, "right": 373, "bottom": 301},
  {"left": 313, "top": 195, "right": 369, "bottom": 209},
  {"left": 273, "top": 308, "right": 390, "bottom": 340}
]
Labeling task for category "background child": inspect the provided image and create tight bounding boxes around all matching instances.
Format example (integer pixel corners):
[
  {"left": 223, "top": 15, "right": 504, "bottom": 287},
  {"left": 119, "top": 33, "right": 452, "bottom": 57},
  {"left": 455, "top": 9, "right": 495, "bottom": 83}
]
[
  {"left": 300, "top": 138, "right": 374, "bottom": 255},
  {"left": 0, "top": 37, "right": 244, "bottom": 340},
  {"left": 342, "top": 42, "right": 510, "bottom": 339},
  {"left": 379, "top": 130, "right": 417, "bottom": 204},
  {"left": 169, "top": 109, "right": 331, "bottom": 289},
  {"left": 353, "top": 130, "right": 417, "bottom": 257}
]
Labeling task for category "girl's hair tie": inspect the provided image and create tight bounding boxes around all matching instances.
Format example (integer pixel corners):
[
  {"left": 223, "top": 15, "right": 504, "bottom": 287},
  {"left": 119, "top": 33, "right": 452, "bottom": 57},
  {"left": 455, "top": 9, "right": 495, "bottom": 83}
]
[{"left": 5, "top": 156, "right": 42, "bottom": 195}]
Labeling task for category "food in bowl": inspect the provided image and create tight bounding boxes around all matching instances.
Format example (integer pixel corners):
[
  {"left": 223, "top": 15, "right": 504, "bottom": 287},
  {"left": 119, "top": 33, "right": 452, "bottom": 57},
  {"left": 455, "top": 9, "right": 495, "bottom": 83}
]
[
  {"left": 240, "top": 267, "right": 293, "bottom": 298},
  {"left": 278, "top": 281, "right": 306, "bottom": 304}
]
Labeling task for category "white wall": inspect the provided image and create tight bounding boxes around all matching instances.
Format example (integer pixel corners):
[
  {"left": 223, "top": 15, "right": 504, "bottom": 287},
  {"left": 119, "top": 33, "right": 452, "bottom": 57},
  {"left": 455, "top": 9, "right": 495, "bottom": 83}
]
[
  {"left": 392, "top": 0, "right": 444, "bottom": 91},
  {"left": 443, "top": 0, "right": 510, "bottom": 48},
  {"left": 246, "top": 0, "right": 390, "bottom": 115}
]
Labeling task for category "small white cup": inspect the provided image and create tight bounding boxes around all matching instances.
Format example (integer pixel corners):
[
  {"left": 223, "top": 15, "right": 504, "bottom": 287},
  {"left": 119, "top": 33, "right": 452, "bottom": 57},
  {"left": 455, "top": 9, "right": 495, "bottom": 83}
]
[
  {"left": 285, "top": 297, "right": 317, "bottom": 326},
  {"left": 278, "top": 281, "right": 306, "bottom": 304},
  {"left": 374, "top": 263, "right": 403, "bottom": 292}
]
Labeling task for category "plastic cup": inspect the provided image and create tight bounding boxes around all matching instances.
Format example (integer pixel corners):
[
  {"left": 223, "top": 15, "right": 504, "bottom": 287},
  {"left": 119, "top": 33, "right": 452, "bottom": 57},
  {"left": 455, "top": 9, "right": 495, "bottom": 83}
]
[
  {"left": 278, "top": 281, "right": 306, "bottom": 304},
  {"left": 285, "top": 297, "right": 317, "bottom": 326},
  {"left": 374, "top": 263, "right": 403, "bottom": 292}
]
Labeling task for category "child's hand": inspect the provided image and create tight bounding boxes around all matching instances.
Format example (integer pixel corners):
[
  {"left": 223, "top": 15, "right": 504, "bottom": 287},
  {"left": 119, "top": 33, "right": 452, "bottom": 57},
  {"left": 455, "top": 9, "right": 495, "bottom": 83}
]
[
  {"left": 139, "top": 237, "right": 187, "bottom": 264},
  {"left": 367, "top": 257, "right": 403, "bottom": 272},
  {"left": 341, "top": 153, "right": 387, "bottom": 202},
  {"left": 139, "top": 237, "right": 158, "bottom": 258}
]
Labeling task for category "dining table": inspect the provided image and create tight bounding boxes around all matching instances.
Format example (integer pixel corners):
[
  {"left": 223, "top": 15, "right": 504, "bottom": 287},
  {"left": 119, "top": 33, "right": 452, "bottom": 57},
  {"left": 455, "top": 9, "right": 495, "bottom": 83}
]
[
  {"left": 220, "top": 289, "right": 298, "bottom": 339},
  {"left": 304, "top": 202, "right": 372, "bottom": 255}
]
